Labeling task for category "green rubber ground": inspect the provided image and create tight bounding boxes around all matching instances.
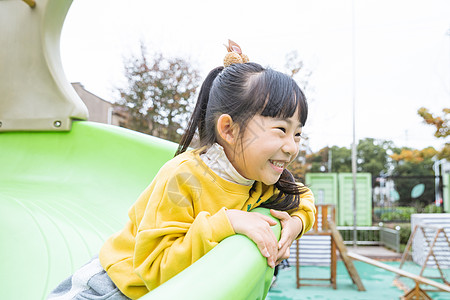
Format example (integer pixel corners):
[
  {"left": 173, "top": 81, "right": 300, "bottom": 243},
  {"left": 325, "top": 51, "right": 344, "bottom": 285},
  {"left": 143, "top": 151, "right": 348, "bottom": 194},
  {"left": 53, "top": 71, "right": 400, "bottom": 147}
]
[{"left": 0, "top": 121, "right": 279, "bottom": 299}]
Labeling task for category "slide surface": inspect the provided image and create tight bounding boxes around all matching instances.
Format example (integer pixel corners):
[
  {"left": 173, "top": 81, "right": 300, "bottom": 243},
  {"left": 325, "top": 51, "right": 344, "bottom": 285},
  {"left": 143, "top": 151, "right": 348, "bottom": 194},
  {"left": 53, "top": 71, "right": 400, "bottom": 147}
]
[{"left": 0, "top": 121, "right": 278, "bottom": 299}]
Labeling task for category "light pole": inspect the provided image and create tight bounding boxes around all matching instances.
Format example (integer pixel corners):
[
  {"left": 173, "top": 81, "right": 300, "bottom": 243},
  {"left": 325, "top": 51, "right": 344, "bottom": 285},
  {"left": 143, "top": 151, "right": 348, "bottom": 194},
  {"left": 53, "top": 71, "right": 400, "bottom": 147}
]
[{"left": 351, "top": 0, "right": 358, "bottom": 248}]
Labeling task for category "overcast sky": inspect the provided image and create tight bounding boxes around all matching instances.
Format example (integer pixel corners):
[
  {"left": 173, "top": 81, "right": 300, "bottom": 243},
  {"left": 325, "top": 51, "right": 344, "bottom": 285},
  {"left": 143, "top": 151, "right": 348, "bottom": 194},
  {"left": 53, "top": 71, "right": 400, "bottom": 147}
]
[{"left": 61, "top": 0, "right": 450, "bottom": 152}]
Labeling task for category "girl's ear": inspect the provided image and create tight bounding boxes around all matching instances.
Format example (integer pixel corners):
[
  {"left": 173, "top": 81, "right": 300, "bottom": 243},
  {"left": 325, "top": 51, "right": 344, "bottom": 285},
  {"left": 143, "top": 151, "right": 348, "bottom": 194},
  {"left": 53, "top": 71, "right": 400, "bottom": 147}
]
[{"left": 217, "top": 114, "right": 239, "bottom": 145}]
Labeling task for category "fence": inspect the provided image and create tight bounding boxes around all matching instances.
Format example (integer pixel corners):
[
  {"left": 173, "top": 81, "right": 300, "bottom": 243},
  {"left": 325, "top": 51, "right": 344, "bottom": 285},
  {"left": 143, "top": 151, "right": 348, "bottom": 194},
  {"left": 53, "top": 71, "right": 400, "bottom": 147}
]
[
  {"left": 373, "top": 175, "right": 446, "bottom": 224},
  {"left": 380, "top": 227, "right": 401, "bottom": 253},
  {"left": 337, "top": 226, "right": 400, "bottom": 252}
]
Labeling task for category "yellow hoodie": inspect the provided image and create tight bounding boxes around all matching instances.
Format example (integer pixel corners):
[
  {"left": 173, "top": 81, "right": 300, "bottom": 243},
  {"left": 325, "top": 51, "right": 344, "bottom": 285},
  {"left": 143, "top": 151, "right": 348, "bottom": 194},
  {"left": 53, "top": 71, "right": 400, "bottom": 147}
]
[{"left": 99, "top": 150, "right": 315, "bottom": 299}]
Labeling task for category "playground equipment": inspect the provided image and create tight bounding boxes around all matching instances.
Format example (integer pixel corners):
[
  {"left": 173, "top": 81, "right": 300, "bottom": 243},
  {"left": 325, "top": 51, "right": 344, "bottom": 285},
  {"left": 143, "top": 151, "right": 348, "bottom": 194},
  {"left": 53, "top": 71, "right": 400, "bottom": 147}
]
[
  {"left": 395, "top": 222, "right": 450, "bottom": 298},
  {"left": 296, "top": 204, "right": 365, "bottom": 291},
  {"left": 1, "top": 122, "right": 280, "bottom": 299},
  {"left": 347, "top": 222, "right": 450, "bottom": 299},
  {"left": 0, "top": 1, "right": 279, "bottom": 299},
  {"left": 410, "top": 213, "right": 450, "bottom": 269},
  {"left": 348, "top": 252, "right": 450, "bottom": 299},
  {"left": 0, "top": 0, "right": 88, "bottom": 131},
  {"left": 305, "top": 173, "right": 372, "bottom": 226}
]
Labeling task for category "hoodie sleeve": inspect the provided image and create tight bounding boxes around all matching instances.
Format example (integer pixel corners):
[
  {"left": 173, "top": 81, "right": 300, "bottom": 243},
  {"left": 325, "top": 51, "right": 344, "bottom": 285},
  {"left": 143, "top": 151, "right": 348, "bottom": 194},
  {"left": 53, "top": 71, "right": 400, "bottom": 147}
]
[{"left": 290, "top": 184, "right": 316, "bottom": 238}]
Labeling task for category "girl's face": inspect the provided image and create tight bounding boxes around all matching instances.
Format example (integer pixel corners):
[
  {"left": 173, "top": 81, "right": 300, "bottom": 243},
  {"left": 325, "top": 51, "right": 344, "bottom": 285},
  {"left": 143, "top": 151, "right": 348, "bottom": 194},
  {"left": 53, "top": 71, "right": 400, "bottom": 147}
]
[{"left": 230, "top": 109, "right": 303, "bottom": 185}]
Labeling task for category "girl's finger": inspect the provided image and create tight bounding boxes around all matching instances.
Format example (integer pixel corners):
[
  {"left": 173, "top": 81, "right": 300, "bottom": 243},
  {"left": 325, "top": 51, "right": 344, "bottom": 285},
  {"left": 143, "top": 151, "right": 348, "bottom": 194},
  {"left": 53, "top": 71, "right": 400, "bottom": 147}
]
[
  {"left": 249, "top": 226, "right": 278, "bottom": 268},
  {"left": 278, "top": 230, "right": 288, "bottom": 249},
  {"left": 255, "top": 213, "right": 278, "bottom": 226},
  {"left": 276, "top": 244, "right": 291, "bottom": 262},
  {"left": 265, "top": 228, "right": 279, "bottom": 268},
  {"left": 261, "top": 238, "right": 277, "bottom": 268},
  {"left": 264, "top": 228, "right": 279, "bottom": 254},
  {"left": 277, "top": 241, "right": 288, "bottom": 258},
  {"left": 252, "top": 233, "right": 271, "bottom": 257},
  {"left": 270, "top": 209, "right": 290, "bottom": 221},
  {"left": 276, "top": 247, "right": 291, "bottom": 265}
]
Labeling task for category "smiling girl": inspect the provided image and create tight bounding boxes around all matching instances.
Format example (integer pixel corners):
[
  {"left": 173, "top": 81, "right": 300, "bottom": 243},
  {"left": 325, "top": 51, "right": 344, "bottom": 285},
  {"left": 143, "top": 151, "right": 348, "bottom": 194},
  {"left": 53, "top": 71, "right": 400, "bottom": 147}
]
[{"left": 49, "top": 43, "right": 315, "bottom": 300}]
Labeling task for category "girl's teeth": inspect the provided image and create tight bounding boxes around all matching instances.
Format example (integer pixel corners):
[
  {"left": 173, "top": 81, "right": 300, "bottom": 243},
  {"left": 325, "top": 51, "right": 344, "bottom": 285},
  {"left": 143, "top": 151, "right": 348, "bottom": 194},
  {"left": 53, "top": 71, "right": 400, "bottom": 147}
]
[{"left": 271, "top": 160, "right": 284, "bottom": 168}]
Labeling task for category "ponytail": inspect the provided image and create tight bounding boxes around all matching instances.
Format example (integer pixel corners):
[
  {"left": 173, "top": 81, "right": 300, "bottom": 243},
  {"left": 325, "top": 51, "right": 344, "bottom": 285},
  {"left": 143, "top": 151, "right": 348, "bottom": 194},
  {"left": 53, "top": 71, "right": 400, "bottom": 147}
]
[
  {"left": 260, "top": 169, "right": 308, "bottom": 212},
  {"left": 175, "top": 66, "right": 224, "bottom": 156}
]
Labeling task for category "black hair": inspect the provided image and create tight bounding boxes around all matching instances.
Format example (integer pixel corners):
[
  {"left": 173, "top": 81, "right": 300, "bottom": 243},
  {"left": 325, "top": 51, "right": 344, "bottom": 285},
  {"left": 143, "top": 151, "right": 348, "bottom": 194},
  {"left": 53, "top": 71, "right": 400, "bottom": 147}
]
[{"left": 175, "top": 62, "right": 308, "bottom": 211}]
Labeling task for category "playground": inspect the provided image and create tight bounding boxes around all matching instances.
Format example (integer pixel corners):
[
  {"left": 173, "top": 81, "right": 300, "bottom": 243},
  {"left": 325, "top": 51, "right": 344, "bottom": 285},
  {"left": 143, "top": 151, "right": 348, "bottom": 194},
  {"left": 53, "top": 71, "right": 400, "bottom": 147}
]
[
  {"left": 1, "top": 1, "right": 450, "bottom": 299},
  {"left": 268, "top": 260, "right": 450, "bottom": 300}
]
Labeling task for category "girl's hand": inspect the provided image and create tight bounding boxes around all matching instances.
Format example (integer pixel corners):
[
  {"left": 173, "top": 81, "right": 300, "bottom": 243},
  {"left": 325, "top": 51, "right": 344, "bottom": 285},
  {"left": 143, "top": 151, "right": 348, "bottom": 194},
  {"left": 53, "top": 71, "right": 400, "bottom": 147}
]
[
  {"left": 270, "top": 209, "right": 303, "bottom": 265},
  {"left": 226, "top": 209, "right": 278, "bottom": 268}
]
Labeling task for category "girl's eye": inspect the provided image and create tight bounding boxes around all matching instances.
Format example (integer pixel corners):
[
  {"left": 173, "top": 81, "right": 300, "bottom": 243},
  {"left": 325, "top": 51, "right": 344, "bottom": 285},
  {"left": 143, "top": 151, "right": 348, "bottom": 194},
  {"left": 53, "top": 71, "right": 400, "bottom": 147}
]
[{"left": 277, "top": 127, "right": 286, "bottom": 133}]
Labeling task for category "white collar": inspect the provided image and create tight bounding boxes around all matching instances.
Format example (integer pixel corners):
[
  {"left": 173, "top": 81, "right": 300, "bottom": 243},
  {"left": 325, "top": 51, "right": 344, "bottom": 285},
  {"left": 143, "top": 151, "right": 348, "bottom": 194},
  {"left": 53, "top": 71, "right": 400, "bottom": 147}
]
[{"left": 200, "top": 143, "right": 255, "bottom": 186}]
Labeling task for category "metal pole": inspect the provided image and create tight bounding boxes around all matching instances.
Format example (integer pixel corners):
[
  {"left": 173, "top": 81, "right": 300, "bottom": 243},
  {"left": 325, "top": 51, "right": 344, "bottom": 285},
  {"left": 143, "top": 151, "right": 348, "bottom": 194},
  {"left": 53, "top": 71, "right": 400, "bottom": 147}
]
[
  {"left": 352, "top": 144, "right": 357, "bottom": 247},
  {"left": 328, "top": 147, "right": 332, "bottom": 172},
  {"left": 351, "top": 0, "right": 357, "bottom": 248}
]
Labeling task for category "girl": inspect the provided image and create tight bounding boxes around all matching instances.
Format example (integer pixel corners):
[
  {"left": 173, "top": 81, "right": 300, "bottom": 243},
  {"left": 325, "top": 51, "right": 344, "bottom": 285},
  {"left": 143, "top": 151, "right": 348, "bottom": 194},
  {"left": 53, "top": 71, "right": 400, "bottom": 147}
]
[{"left": 49, "top": 53, "right": 315, "bottom": 300}]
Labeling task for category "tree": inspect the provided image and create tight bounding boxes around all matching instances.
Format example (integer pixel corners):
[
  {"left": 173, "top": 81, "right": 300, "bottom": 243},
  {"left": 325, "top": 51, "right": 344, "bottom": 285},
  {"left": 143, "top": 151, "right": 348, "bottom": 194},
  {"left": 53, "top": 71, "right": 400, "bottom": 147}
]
[
  {"left": 284, "top": 50, "right": 314, "bottom": 182},
  {"left": 115, "top": 42, "right": 200, "bottom": 143},
  {"left": 357, "top": 138, "right": 394, "bottom": 176},
  {"left": 284, "top": 50, "right": 313, "bottom": 95},
  {"left": 288, "top": 151, "right": 309, "bottom": 183},
  {"left": 329, "top": 146, "right": 352, "bottom": 173},
  {"left": 308, "top": 147, "right": 330, "bottom": 172},
  {"left": 288, "top": 145, "right": 350, "bottom": 182},
  {"left": 390, "top": 147, "right": 438, "bottom": 164},
  {"left": 417, "top": 107, "right": 449, "bottom": 160},
  {"left": 299, "top": 139, "right": 394, "bottom": 178}
]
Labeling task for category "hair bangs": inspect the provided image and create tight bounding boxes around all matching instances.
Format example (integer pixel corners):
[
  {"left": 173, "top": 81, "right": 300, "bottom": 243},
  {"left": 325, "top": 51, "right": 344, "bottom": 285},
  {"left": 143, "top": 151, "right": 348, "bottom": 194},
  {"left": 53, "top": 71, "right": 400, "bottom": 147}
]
[{"left": 259, "top": 70, "right": 308, "bottom": 126}]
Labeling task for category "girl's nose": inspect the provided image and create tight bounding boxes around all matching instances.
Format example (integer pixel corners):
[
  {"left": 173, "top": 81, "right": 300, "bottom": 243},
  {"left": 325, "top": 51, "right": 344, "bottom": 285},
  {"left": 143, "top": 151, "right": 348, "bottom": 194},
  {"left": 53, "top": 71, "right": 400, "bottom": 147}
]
[{"left": 282, "top": 136, "right": 298, "bottom": 156}]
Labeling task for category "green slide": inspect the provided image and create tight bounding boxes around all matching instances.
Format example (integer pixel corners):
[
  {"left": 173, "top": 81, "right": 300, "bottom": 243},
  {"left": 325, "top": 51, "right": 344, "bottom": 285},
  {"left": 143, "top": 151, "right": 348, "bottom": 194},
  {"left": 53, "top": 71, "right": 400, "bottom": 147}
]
[
  {"left": 0, "top": 121, "right": 279, "bottom": 299},
  {"left": 1, "top": 1, "right": 279, "bottom": 298}
]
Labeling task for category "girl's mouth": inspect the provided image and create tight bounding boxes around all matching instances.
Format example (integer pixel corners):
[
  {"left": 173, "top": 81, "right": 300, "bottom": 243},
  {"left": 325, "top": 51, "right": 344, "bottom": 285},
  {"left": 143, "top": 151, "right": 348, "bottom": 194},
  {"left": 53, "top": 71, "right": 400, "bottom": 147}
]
[{"left": 269, "top": 160, "right": 285, "bottom": 173}]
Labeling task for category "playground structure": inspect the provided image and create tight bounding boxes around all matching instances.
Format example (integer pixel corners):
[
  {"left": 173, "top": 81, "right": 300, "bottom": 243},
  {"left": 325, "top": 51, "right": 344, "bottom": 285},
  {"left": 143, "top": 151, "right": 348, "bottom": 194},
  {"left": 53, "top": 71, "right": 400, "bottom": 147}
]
[
  {"left": 305, "top": 173, "right": 373, "bottom": 226},
  {"left": 296, "top": 204, "right": 365, "bottom": 291},
  {"left": 400, "top": 224, "right": 450, "bottom": 283},
  {"left": 296, "top": 204, "right": 450, "bottom": 299},
  {"left": 1, "top": 121, "right": 280, "bottom": 300},
  {"left": 394, "top": 222, "right": 450, "bottom": 298},
  {"left": 347, "top": 222, "right": 450, "bottom": 299},
  {"left": 0, "top": 1, "right": 279, "bottom": 299},
  {"left": 410, "top": 213, "right": 450, "bottom": 269},
  {"left": 347, "top": 252, "right": 450, "bottom": 300}
]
